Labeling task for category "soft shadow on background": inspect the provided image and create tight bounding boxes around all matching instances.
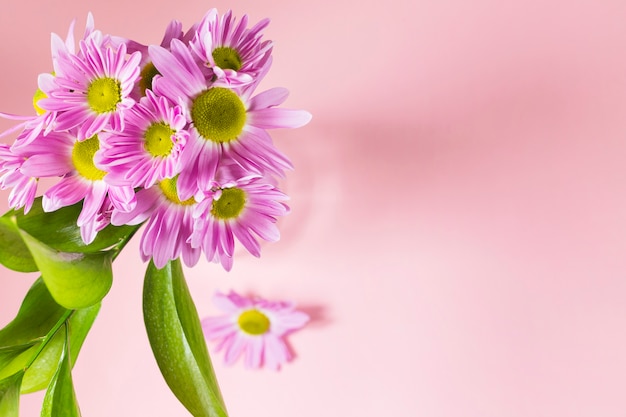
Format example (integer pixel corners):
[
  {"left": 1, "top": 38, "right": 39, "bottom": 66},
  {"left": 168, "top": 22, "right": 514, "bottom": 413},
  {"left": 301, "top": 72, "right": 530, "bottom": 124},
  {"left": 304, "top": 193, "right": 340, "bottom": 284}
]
[{"left": 2, "top": 0, "right": 626, "bottom": 416}]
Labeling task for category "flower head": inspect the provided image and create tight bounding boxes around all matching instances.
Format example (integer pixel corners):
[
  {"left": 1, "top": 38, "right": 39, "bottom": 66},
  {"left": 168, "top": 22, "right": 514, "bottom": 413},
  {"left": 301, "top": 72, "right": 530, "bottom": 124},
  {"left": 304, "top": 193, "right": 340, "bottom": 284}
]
[
  {"left": 202, "top": 290, "right": 309, "bottom": 370},
  {"left": 120, "top": 19, "right": 185, "bottom": 98},
  {"left": 39, "top": 37, "right": 141, "bottom": 140},
  {"left": 0, "top": 143, "right": 38, "bottom": 213},
  {"left": 189, "top": 9, "right": 273, "bottom": 86},
  {"left": 190, "top": 173, "right": 289, "bottom": 271},
  {"left": 110, "top": 175, "right": 201, "bottom": 268},
  {"left": 20, "top": 130, "right": 136, "bottom": 244},
  {"left": 150, "top": 40, "right": 311, "bottom": 199},
  {"left": 96, "top": 89, "right": 188, "bottom": 188}
]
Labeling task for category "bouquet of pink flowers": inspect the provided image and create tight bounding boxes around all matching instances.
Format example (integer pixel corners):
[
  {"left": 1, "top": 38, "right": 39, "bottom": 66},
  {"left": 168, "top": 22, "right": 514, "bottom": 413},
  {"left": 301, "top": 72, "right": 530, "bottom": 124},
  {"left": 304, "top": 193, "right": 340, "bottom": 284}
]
[{"left": 0, "top": 9, "right": 310, "bottom": 416}]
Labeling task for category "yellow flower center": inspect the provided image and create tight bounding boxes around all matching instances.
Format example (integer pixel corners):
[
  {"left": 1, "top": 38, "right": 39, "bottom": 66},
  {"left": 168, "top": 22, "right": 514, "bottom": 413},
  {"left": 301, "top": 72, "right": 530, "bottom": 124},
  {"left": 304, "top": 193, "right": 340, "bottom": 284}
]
[
  {"left": 87, "top": 77, "right": 121, "bottom": 113},
  {"left": 190, "top": 88, "right": 246, "bottom": 143},
  {"left": 32, "top": 88, "right": 47, "bottom": 115},
  {"left": 144, "top": 122, "right": 175, "bottom": 157},
  {"left": 72, "top": 135, "right": 106, "bottom": 181},
  {"left": 211, "top": 187, "right": 246, "bottom": 219},
  {"left": 238, "top": 309, "right": 270, "bottom": 335},
  {"left": 212, "top": 47, "right": 243, "bottom": 71},
  {"left": 139, "top": 62, "right": 160, "bottom": 96},
  {"left": 159, "top": 177, "right": 195, "bottom": 205}
]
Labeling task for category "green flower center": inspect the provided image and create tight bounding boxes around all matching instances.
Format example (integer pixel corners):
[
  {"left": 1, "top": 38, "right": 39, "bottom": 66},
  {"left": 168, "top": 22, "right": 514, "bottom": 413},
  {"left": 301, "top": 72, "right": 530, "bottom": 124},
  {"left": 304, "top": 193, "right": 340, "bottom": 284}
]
[
  {"left": 72, "top": 135, "right": 106, "bottom": 181},
  {"left": 159, "top": 177, "right": 195, "bottom": 206},
  {"left": 139, "top": 62, "right": 160, "bottom": 96},
  {"left": 212, "top": 47, "right": 243, "bottom": 71},
  {"left": 87, "top": 77, "right": 121, "bottom": 113},
  {"left": 190, "top": 88, "right": 246, "bottom": 143},
  {"left": 238, "top": 309, "right": 270, "bottom": 335},
  {"left": 32, "top": 88, "right": 47, "bottom": 115},
  {"left": 144, "top": 123, "right": 175, "bottom": 157},
  {"left": 211, "top": 187, "right": 246, "bottom": 219}
]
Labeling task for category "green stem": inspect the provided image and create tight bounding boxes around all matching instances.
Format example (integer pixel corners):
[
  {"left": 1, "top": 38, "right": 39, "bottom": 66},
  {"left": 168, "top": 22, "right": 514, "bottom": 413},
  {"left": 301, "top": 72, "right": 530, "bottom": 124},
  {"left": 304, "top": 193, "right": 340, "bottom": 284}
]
[{"left": 111, "top": 224, "right": 141, "bottom": 261}]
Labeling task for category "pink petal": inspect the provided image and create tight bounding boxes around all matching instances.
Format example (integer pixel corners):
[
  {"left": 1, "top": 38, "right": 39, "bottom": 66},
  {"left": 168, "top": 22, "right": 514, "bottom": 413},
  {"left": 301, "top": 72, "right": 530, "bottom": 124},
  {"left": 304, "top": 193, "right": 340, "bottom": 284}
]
[
  {"left": 248, "top": 87, "right": 289, "bottom": 111},
  {"left": 248, "top": 108, "right": 312, "bottom": 129}
]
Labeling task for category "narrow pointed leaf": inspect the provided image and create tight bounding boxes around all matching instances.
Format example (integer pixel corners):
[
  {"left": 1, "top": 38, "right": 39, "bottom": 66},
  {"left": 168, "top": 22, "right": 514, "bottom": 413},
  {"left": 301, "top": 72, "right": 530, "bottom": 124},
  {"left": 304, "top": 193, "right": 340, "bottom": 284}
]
[
  {"left": 6, "top": 196, "right": 137, "bottom": 253},
  {"left": 0, "top": 277, "right": 101, "bottom": 393},
  {"left": 0, "top": 372, "right": 23, "bottom": 417},
  {"left": 144, "top": 259, "right": 228, "bottom": 417},
  {"left": 21, "top": 303, "right": 101, "bottom": 394},
  {"left": 0, "top": 279, "right": 65, "bottom": 348},
  {"left": 0, "top": 343, "right": 41, "bottom": 381},
  {"left": 0, "top": 345, "right": 36, "bottom": 371},
  {"left": 40, "top": 325, "right": 81, "bottom": 417},
  {"left": 0, "top": 217, "right": 37, "bottom": 272},
  {"left": 18, "top": 326, "right": 64, "bottom": 394},
  {"left": 18, "top": 231, "right": 113, "bottom": 309}
]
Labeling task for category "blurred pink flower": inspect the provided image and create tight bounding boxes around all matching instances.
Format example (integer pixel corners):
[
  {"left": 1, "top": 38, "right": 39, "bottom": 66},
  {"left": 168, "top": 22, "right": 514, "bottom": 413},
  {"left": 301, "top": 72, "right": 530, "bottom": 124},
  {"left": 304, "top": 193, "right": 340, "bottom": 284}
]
[{"left": 202, "top": 290, "right": 309, "bottom": 370}]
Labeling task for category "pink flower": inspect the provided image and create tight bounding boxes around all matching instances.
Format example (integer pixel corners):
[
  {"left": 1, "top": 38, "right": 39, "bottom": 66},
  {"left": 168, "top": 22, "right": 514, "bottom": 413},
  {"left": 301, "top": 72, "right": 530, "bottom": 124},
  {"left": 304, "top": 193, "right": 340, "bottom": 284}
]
[
  {"left": 20, "top": 130, "right": 135, "bottom": 244},
  {"left": 96, "top": 89, "right": 188, "bottom": 189},
  {"left": 38, "top": 36, "right": 141, "bottom": 140},
  {"left": 189, "top": 9, "right": 273, "bottom": 86},
  {"left": 110, "top": 175, "right": 201, "bottom": 268},
  {"left": 202, "top": 290, "right": 309, "bottom": 370},
  {"left": 0, "top": 143, "right": 38, "bottom": 213},
  {"left": 119, "top": 19, "right": 186, "bottom": 98},
  {"left": 149, "top": 39, "right": 311, "bottom": 200},
  {"left": 190, "top": 173, "right": 289, "bottom": 271}
]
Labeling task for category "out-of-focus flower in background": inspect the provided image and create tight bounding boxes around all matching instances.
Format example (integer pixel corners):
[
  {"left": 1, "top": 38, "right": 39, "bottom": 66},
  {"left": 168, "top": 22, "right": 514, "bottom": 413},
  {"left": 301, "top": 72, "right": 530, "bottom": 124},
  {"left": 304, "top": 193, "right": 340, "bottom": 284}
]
[{"left": 202, "top": 290, "right": 309, "bottom": 370}]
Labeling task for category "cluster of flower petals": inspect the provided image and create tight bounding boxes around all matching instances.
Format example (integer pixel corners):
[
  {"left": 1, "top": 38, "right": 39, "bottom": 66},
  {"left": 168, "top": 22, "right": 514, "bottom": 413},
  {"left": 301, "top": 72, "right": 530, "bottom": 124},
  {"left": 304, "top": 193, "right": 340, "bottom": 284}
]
[{"left": 0, "top": 9, "right": 310, "bottom": 270}]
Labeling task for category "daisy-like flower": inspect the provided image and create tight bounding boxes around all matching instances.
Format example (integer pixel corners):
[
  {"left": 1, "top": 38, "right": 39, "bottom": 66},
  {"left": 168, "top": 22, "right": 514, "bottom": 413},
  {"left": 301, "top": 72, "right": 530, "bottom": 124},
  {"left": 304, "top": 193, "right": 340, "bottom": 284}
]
[
  {"left": 150, "top": 39, "right": 311, "bottom": 199},
  {"left": 190, "top": 173, "right": 289, "bottom": 271},
  {"left": 118, "top": 19, "right": 184, "bottom": 98},
  {"left": 189, "top": 9, "right": 273, "bottom": 86},
  {"left": 202, "top": 290, "right": 309, "bottom": 370},
  {"left": 38, "top": 36, "right": 141, "bottom": 140},
  {"left": 0, "top": 14, "right": 89, "bottom": 149},
  {"left": 0, "top": 142, "right": 38, "bottom": 213},
  {"left": 110, "top": 175, "right": 201, "bottom": 268},
  {"left": 20, "top": 130, "right": 135, "bottom": 244},
  {"left": 96, "top": 89, "right": 188, "bottom": 189}
]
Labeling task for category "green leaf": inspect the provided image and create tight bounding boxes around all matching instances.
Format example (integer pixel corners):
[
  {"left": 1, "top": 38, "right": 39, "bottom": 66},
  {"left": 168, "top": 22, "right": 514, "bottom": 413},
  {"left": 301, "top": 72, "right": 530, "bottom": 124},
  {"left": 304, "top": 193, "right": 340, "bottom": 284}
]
[
  {"left": 40, "top": 325, "right": 81, "bottom": 417},
  {"left": 0, "top": 372, "right": 23, "bottom": 417},
  {"left": 0, "top": 217, "right": 37, "bottom": 272},
  {"left": 144, "top": 259, "right": 228, "bottom": 417},
  {"left": 0, "top": 279, "right": 65, "bottom": 349},
  {"left": 0, "top": 278, "right": 101, "bottom": 393},
  {"left": 21, "top": 303, "right": 101, "bottom": 394},
  {"left": 0, "top": 345, "right": 35, "bottom": 378},
  {"left": 6, "top": 196, "right": 137, "bottom": 253},
  {"left": 0, "top": 343, "right": 41, "bottom": 382},
  {"left": 19, "top": 231, "right": 113, "bottom": 309}
]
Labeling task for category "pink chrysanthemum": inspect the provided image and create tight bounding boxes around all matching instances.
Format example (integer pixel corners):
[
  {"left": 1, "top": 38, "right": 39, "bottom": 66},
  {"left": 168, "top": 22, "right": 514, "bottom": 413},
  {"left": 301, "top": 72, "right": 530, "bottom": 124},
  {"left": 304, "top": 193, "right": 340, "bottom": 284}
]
[
  {"left": 150, "top": 39, "right": 311, "bottom": 199},
  {"left": 202, "top": 290, "right": 309, "bottom": 370},
  {"left": 96, "top": 89, "right": 188, "bottom": 189},
  {"left": 38, "top": 37, "right": 141, "bottom": 140},
  {"left": 190, "top": 174, "right": 289, "bottom": 271},
  {"left": 0, "top": 14, "right": 91, "bottom": 149},
  {"left": 0, "top": 142, "right": 38, "bottom": 213},
  {"left": 189, "top": 9, "right": 273, "bottom": 86},
  {"left": 19, "top": 130, "right": 135, "bottom": 244},
  {"left": 110, "top": 176, "right": 201, "bottom": 268},
  {"left": 119, "top": 19, "right": 185, "bottom": 98}
]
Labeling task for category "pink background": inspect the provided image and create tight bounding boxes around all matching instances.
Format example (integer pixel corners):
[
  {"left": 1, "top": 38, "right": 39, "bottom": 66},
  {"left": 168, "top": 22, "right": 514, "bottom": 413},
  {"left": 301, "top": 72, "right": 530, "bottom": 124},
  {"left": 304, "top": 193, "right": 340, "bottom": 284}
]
[{"left": 2, "top": 0, "right": 626, "bottom": 415}]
